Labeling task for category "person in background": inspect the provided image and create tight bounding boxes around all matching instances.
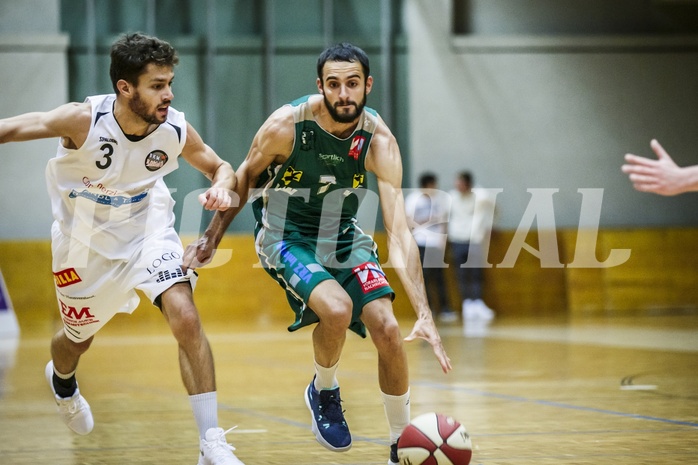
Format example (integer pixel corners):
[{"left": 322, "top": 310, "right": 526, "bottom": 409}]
[
  {"left": 622, "top": 139, "right": 698, "bottom": 196},
  {"left": 404, "top": 172, "right": 457, "bottom": 323},
  {"left": 448, "top": 171, "right": 496, "bottom": 321}
]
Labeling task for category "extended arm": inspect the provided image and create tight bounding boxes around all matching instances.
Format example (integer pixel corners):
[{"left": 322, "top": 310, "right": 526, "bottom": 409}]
[
  {"left": 183, "top": 106, "right": 295, "bottom": 268},
  {"left": 366, "top": 121, "right": 452, "bottom": 374},
  {"left": 0, "top": 102, "right": 90, "bottom": 148},
  {"left": 622, "top": 139, "right": 698, "bottom": 196},
  {"left": 181, "top": 123, "right": 236, "bottom": 211}
]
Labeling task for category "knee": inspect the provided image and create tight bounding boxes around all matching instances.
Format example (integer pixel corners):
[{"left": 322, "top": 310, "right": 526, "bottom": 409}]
[
  {"left": 371, "top": 316, "right": 403, "bottom": 351},
  {"left": 70, "top": 336, "right": 94, "bottom": 356},
  {"left": 55, "top": 332, "right": 93, "bottom": 356},
  {"left": 316, "top": 294, "right": 353, "bottom": 331},
  {"left": 166, "top": 303, "right": 204, "bottom": 343}
]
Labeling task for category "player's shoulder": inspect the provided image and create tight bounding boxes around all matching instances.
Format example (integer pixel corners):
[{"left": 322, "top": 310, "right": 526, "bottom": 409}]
[
  {"left": 262, "top": 103, "right": 296, "bottom": 140},
  {"left": 367, "top": 114, "right": 397, "bottom": 154},
  {"left": 45, "top": 100, "right": 93, "bottom": 133},
  {"left": 57, "top": 100, "right": 92, "bottom": 118}
]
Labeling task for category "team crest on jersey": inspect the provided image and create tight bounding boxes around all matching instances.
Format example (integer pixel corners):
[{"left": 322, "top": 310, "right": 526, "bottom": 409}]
[
  {"left": 282, "top": 166, "right": 303, "bottom": 185},
  {"left": 144, "top": 150, "right": 169, "bottom": 172},
  {"left": 352, "top": 174, "right": 365, "bottom": 188},
  {"left": 301, "top": 129, "right": 315, "bottom": 151},
  {"left": 348, "top": 136, "right": 366, "bottom": 160}
]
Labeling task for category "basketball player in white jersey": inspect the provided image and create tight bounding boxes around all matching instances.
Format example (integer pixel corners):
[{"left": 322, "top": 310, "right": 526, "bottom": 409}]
[{"left": 0, "top": 33, "right": 244, "bottom": 465}]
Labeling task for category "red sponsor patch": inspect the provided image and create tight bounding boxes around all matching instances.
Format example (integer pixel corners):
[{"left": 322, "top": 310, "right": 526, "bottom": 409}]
[
  {"left": 348, "top": 136, "right": 366, "bottom": 160},
  {"left": 53, "top": 268, "right": 82, "bottom": 288},
  {"left": 59, "top": 299, "right": 99, "bottom": 326},
  {"left": 353, "top": 262, "right": 389, "bottom": 293}
]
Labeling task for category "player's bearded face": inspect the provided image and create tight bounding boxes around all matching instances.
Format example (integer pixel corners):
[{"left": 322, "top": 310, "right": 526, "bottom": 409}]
[
  {"left": 129, "top": 89, "right": 168, "bottom": 125},
  {"left": 323, "top": 90, "right": 366, "bottom": 124}
]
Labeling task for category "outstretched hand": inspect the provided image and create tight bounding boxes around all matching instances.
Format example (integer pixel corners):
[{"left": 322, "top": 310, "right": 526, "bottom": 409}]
[
  {"left": 404, "top": 316, "right": 452, "bottom": 374},
  {"left": 622, "top": 140, "right": 685, "bottom": 196}
]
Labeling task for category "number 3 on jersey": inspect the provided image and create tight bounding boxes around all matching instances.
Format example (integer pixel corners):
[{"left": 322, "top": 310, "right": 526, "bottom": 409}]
[{"left": 96, "top": 143, "right": 114, "bottom": 169}]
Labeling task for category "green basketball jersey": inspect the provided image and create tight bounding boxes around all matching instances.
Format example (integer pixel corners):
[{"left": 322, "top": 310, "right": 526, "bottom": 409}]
[{"left": 253, "top": 95, "right": 379, "bottom": 236}]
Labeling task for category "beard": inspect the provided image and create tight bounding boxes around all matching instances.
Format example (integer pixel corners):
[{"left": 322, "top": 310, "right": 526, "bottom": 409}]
[
  {"left": 323, "top": 92, "right": 367, "bottom": 124},
  {"left": 129, "top": 90, "right": 166, "bottom": 125}
]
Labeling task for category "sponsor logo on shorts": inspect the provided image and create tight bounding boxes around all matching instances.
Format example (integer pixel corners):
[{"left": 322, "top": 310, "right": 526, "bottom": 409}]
[
  {"left": 147, "top": 252, "right": 182, "bottom": 274},
  {"left": 353, "top": 262, "right": 389, "bottom": 293},
  {"left": 145, "top": 150, "right": 169, "bottom": 172},
  {"left": 277, "top": 242, "right": 314, "bottom": 285},
  {"left": 54, "top": 268, "right": 82, "bottom": 288},
  {"left": 59, "top": 298, "right": 99, "bottom": 327},
  {"left": 156, "top": 267, "right": 186, "bottom": 283}
]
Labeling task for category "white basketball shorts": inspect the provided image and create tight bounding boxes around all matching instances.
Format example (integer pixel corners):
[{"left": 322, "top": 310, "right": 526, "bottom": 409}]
[{"left": 50, "top": 222, "right": 198, "bottom": 342}]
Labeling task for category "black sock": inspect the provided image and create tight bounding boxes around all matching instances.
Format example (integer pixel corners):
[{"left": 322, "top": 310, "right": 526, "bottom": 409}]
[{"left": 53, "top": 373, "right": 77, "bottom": 398}]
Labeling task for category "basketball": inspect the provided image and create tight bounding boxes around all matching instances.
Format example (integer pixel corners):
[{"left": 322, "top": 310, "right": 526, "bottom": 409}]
[{"left": 397, "top": 413, "right": 472, "bottom": 465}]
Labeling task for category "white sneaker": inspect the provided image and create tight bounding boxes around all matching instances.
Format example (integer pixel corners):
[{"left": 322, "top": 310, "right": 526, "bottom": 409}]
[
  {"left": 461, "top": 299, "right": 477, "bottom": 320},
  {"left": 45, "top": 361, "right": 94, "bottom": 435},
  {"left": 473, "top": 299, "right": 495, "bottom": 321},
  {"left": 198, "top": 427, "right": 245, "bottom": 465}
]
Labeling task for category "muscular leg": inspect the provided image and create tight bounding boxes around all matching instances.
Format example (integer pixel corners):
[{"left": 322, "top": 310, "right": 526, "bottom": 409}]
[
  {"left": 360, "top": 296, "right": 409, "bottom": 395},
  {"left": 160, "top": 282, "right": 215, "bottom": 395},
  {"left": 307, "top": 279, "right": 353, "bottom": 370},
  {"left": 50, "top": 331, "right": 93, "bottom": 376},
  {"left": 361, "top": 296, "right": 410, "bottom": 447},
  {"left": 304, "top": 279, "right": 354, "bottom": 451}
]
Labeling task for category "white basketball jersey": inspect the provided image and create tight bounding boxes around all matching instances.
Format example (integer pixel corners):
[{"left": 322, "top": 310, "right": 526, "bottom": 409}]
[{"left": 46, "top": 94, "right": 187, "bottom": 260}]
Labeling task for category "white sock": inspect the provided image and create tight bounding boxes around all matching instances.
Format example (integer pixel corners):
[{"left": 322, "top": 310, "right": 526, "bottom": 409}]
[
  {"left": 382, "top": 388, "right": 411, "bottom": 444},
  {"left": 189, "top": 391, "right": 218, "bottom": 439},
  {"left": 314, "top": 360, "right": 339, "bottom": 390},
  {"left": 52, "top": 366, "right": 76, "bottom": 379}
]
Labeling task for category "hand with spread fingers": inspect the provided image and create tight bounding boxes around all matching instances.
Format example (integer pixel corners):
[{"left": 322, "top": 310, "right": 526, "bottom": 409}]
[{"left": 622, "top": 139, "right": 698, "bottom": 196}]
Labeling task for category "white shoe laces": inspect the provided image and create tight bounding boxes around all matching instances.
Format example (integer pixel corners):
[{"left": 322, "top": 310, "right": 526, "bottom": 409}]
[
  {"left": 203, "top": 426, "right": 239, "bottom": 462},
  {"left": 56, "top": 393, "right": 86, "bottom": 416}
]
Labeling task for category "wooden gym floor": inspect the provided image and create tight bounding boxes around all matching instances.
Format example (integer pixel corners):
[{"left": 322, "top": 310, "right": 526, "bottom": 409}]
[{"left": 0, "top": 307, "right": 697, "bottom": 465}]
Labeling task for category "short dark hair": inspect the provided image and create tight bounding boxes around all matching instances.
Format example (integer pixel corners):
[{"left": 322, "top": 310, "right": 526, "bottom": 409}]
[
  {"left": 316, "top": 42, "right": 370, "bottom": 82},
  {"left": 419, "top": 172, "right": 437, "bottom": 188},
  {"left": 109, "top": 32, "right": 179, "bottom": 93},
  {"left": 459, "top": 171, "right": 473, "bottom": 185}
]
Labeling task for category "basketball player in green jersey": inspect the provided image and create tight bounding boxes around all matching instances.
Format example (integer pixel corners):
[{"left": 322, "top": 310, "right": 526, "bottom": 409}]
[{"left": 186, "top": 43, "right": 452, "bottom": 464}]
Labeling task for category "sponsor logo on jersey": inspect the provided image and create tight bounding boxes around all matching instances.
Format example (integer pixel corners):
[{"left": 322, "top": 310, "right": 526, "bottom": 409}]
[
  {"left": 301, "top": 129, "right": 315, "bottom": 151},
  {"left": 318, "top": 153, "right": 344, "bottom": 166},
  {"left": 99, "top": 136, "right": 118, "bottom": 144},
  {"left": 54, "top": 268, "right": 82, "bottom": 288},
  {"left": 353, "top": 262, "right": 389, "bottom": 293},
  {"left": 352, "top": 174, "right": 365, "bottom": 189},
  {"left": 144, "top": 150, "right": 169, "bottom": 171},
  {"left": 348, "top": 136, "right": 366, "bottom": 160},
  {"left": 282, "top": 166, "right": 303, "bottom": 185},
  {"left": 69, "top": 189, "right": 148, "bottom": 207}
]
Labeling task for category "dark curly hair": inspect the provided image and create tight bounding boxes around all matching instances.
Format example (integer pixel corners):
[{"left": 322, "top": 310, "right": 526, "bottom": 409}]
[
  {"left": 109, "top": 32, "right": 179, "bottom": 93},
  {"left": 316, "top": 42, "right": 370, "bottom": 83}
]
